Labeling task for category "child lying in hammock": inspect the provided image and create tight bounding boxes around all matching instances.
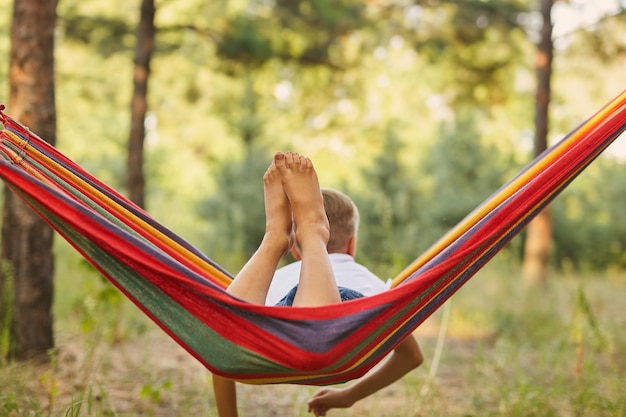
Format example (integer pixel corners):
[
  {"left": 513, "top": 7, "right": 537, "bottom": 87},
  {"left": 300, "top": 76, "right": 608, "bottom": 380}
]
[{"left": 213, "top": 151, "right": 423, "bottom": 417}]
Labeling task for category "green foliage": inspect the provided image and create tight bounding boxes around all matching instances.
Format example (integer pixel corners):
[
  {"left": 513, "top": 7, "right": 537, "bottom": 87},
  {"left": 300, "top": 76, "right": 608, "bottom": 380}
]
[
  {"left": 277, "top": 0, "right": 368, "bottom": 64},
  {"left": 348, "top": 112, "right": 520, "bottom": 278},
  {"left": 0, "top": 0, "right": 9, "bottom": 103},
  {"left": 354, "top": 125, "right": 426, "bottom": 274},
  {"left": 420, "top": 109, "right": 512, "bottom": 245},
  {"left": 217, "top": 15, "right": 275, "bottom": 68},
  {"left": 396, "top": 0, "right": 531, "bottom": 107},
  {"left": 552, "top": 158, "right": 626, "bottom": 271},
  {"left": 140, "top": 379, "right": 172, "bottom": 403},
  {"left": 215, "top": 0, "right": 369, "bottom": 76},
  {"left": 213, "top": 75, "right": 266, "bottom": 145},
  {"left": 570, "top": 285, "right": 609, "bottom": 351},
  {"left": 197, "top": 147, "right": 272, "bottom": 272},
  {"left": 427, "top": 268, "right": 626, "bottom": 417},
  {"left": 562, "top": 9, "right": 626, "bottom": 63},
  {"left": 60, "top": 10, "right": 135, "bottom": 56},
  {"left": 0, "top": 392, "right": 20, "bottom": 415},
  {"left": 0, "top": 261, "right": 13, "bottom": 361}
]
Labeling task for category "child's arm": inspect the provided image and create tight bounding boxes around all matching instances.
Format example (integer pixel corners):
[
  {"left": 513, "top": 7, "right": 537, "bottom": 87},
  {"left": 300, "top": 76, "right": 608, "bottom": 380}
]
[{"left": 307, "top": 335, "right": 423, "bottom": 416}]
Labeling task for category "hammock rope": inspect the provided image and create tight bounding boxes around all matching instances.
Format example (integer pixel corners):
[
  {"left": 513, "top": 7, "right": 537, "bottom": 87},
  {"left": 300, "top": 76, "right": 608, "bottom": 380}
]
[{"left": 0, "top": 91, "right": 624, "bottom": 386}]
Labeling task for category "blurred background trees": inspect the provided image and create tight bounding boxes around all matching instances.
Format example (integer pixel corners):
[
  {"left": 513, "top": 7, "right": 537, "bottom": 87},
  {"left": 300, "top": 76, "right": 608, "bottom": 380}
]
[
  {"left": 523, "top": 0, "right": 554, "bottom": 286},
  {"left": 1, "top": 0, "right": 625, "bottom": 357},
  {"left": 1, "top": 0, "right": 57, "bottom": 360}
]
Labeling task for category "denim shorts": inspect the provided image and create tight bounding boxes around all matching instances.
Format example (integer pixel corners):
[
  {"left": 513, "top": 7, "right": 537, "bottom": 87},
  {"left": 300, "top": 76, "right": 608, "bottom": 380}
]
[{"left": 275, "top": 285, "right": 365, "bottom": 306}]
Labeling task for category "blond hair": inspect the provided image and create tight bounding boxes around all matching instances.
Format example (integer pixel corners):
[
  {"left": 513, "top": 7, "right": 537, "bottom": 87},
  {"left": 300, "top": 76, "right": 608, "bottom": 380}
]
[{"left": 321, "top": 188, "right": 359, "bottom": 253}]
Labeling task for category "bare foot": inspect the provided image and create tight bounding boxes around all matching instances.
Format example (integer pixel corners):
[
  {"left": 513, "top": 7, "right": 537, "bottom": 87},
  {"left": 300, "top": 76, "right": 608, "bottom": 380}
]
[
  {"left": 273, "top": 152, "right": 329, "bottom": 246},
  {"left": 262, "top": 161, "right": 294, "bottom": 256},
  {"left": 225, "top": 162, "right": 295, "bottom": 303}
]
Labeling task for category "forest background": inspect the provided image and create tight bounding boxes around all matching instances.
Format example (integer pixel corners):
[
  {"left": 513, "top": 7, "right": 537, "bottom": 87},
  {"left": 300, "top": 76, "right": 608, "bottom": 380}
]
[
  {"left": 1, "top": 0, "right": 625, "bottom": 275},
  {"left": 0, "top": 0, "right": 626, "bottom": 415}
]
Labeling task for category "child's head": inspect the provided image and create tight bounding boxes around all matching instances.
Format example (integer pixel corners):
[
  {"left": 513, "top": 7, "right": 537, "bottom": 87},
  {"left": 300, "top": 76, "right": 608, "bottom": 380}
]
[{"left": 321, "top": 188, "right": 360, "bottom": 253}]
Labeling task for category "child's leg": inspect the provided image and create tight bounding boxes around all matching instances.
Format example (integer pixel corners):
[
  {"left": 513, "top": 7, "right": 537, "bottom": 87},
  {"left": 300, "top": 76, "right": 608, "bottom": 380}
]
[
  {"left": 212, "top": 375, "right": 239, "bottom": 417},
  {"left": 225, "top": 160, "right": 294, "bottom": 304},
  {"left": 274, "top": 152, "right": 341, "bottom": 306},
  {"left": 213, "top": 161, "right": 295, "bottom": 417}
]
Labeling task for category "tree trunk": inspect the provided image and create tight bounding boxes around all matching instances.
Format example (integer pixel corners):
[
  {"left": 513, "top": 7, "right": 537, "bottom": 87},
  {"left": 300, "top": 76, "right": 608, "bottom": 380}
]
[
  {"left": 127, "top": 0, "right": 156, "bottom": 209},
  {"left": 0, "top": 0, "right": 57, "bottom": 360},
  {"left": 523, "top": 0, "right": 553, "bottom": 286}
]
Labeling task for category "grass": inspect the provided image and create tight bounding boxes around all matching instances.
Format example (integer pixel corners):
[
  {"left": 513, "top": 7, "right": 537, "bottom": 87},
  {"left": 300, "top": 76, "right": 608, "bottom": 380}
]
[{"left": 1, "top": 252, "right": 625, "bottom": 416}]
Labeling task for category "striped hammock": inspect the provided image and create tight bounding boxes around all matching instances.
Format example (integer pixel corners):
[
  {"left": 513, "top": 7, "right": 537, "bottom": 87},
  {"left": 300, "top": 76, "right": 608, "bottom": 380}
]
[{"left": 0, "top": 91, "right": 625, "bottom": 386}]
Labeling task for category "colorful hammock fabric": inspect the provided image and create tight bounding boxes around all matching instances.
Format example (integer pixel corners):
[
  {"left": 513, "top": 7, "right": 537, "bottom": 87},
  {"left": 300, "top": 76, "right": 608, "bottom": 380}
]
[{"left": 0, "top": 91, "right": 625, "bottom": 386}]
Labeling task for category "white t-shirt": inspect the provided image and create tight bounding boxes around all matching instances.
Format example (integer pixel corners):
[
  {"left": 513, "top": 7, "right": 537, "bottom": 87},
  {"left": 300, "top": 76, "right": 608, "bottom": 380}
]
[{"left": 265, "top": 253, "right": 388, "bottom": 305}]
